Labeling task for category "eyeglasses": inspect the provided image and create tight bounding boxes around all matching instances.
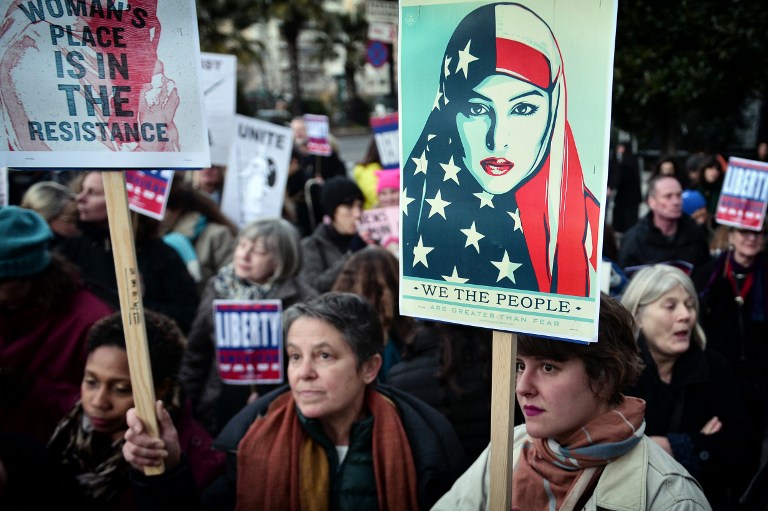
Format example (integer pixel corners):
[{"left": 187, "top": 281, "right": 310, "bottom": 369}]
[{"left": 735, "top": 228, "right": 767, "bottom": 238}]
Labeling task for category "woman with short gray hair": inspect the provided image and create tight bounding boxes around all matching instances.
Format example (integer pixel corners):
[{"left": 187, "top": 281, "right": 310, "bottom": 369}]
[{"left": 179, "top": 217, "right": 317, "bottom": 436}]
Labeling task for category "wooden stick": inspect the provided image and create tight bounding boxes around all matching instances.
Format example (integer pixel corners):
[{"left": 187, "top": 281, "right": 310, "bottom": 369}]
[
  {"left": 103, "top": 171, "right": 164, "bottom": 476},
  {"left": 489, "top": 330, "right": 517, "bottom": 510}
]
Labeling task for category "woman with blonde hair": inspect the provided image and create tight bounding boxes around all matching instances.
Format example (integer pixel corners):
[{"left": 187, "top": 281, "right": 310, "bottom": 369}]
[
  {"left": 21, "top": 180, "right": 79, "bottom": 245},
  {"left": 621, "top": 264, "right": 753, "bottom": 509}
]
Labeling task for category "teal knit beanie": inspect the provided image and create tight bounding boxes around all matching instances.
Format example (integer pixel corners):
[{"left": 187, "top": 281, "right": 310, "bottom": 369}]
[{"left": 0, "top": 206, "right": 53, "bottom": 279}]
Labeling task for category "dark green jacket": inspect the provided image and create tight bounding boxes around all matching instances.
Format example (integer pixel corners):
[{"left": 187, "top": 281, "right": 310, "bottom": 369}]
[{"left": 131, "top": 384, "right": 468, "bottom": 511}]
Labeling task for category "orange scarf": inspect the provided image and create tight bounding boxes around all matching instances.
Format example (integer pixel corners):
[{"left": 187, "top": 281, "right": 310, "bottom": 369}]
[
  {"left": 235, "top": 388, "right": 420, "bottom": 511},
  {"left": 513, "top": 396, "right": 646, "bottom": 510}
]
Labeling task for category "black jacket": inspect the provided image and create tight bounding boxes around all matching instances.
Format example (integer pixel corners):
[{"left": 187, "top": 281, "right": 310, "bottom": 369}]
[
  {"left": 626, "top": 337, "right": 753, "bottom": 510},
  {"left": 56, "top": 223, "right": 199, "bottom": 333},
  {"left": 131, "top": 384, "right": 468, "bottom": 511},
  {"left": 617, "top": 212, "right": 711, "bottom": 271},
  {"left": 387, "top": 328, "right": 493, "bottom": 461}
]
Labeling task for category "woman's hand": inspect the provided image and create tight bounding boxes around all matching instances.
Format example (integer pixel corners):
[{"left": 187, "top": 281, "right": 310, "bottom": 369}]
[
  {"left": 123, "top": 400, "right": 181, "bottom": 472},
  {"left": 700, "top": 416, "right": 722, "bottom": 435}
]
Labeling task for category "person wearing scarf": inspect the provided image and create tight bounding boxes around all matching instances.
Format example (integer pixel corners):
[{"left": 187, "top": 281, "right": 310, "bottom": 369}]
[
  {"left": 46, "top": 310, "right": 224, "bottom": 510},
  {"left": 623, "top": 264, "right": 752, "bottom": 510},
  {"left": 124, "top": 293, "right": 467, "bottom": 511},
  {"left": 694, "top": 227, "right": 768, "bottom": 504},
  {"left": 180, "top": 217, "right": 317, "bottom": 436},
  {"left": 402, "top": 2, "right": 599, "bottom": 296},
  {"left": 432, "top": 293, "right": 711, "bottom": 510}
]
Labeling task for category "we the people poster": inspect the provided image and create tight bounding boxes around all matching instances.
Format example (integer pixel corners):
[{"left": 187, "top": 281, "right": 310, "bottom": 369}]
[
  {"left": 0, "top": 0, "right": 209, "bottom": 169},
  {"left": 399, "top": 1, "right": 616, "bottom": 341}
]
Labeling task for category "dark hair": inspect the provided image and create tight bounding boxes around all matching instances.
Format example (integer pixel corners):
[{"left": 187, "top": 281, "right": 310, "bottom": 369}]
[
  {"left": 283, "top": 292, "right": 383, "bottom": 369},
  {"left": 651, "top": 156, "right": 688, "bottom": 188},
  {"left": 695, "top": 154, "right": 724, "bottom": 185},
  {"left": 165, "top": 179, "right": 238, "bottom": 235},
  {"left": 332, "top": 246, "right": 415, "bottom": 341},
  {"left": 405, "top": 321, "right": 492, "bottom": 398},
  {"left": 358, "top": 137, "right": 381, "bottom": 166},
  {"left": 517, "top": 293, "right": 644, "bottom": 406},
  {"left": 86, "top": 309, "right": 185, "bottom": 390}
]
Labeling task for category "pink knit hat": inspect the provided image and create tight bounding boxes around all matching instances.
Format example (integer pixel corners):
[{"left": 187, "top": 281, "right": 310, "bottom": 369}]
[{"left": 376, "top": 169, "right": 400, "bottom": 194}]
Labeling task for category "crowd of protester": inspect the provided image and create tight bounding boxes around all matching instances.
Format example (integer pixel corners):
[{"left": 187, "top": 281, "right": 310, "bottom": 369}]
[{"left": 2, "top": 132, "right": 768, "bottom": 510}]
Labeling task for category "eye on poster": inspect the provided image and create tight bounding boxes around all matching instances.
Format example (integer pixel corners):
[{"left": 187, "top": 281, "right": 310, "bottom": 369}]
[
  {"left": 0, "top": 0, "right": 209, "bottom": 169},
  {"left": 399, "top": 0, "right": 617, "bottom": 342}
]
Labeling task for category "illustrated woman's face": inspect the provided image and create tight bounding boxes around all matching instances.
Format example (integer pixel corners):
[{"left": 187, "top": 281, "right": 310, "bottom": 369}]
[{"left": 456, "top": 74, "right": 551, "bottom": 195}]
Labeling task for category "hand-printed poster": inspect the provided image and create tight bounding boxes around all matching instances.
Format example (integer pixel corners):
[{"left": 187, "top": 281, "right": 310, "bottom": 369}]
[
  {"left": 213, "top": 299, "right": 283, "bottom": 385},
  {"left": 304, "top": 114, "right": 332, "bottom": 157},
  {"left": 220, "top": 115, "right": 292, "bottom": 229},
  {"left": 0, "top": 0, "right": 209, "bottom": 169},
  {"left": 399, "top": 1, "right": 617, "bottom": 342},
  {"left": 715, "top": 157, "right": 768, "bottom": 232},
  {"left": 125, "top": 169, "right": 173, "bottom": 220},
  {"left": 201, "top": 52, "right": 237, "bottom": 166},
  {"left": 370, "top": 113, "right": 399, "bottom": 169}
]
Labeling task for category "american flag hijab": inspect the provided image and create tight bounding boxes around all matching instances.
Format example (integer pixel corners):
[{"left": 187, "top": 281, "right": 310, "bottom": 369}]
[{"left": 402, "top": 2, "right": 599, "bottom": 296}]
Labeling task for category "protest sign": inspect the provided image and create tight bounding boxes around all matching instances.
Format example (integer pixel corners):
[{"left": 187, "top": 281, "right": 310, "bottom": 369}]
[
  {"left": 715, "top": 157, "right": 768, "bottom": 231},
  {"left": 220, "top": 115, "right": 292, "bottom": 228},
  {"left": 399, "top": 0, "right": 617, "bottom": 343},
  {"left": 201, "top": 52, "right": 237, "bottom": 166},
  {"left": 304, "top": 114, "right": 332, "bottom": 156},
  {"left": 370, "top": 113, "right": 399, "bottom": 169},
  {"left": 125, "top": 170, "right": 174, "bottom": 220},
  {"left": 0, "top": 1, "right": 209, "bottom": 169},
  {"left": 361, "top": 205, "right": 399, "bottom": 253},
  {"left": 213, "top": 300, "right": 284, "bottom": 385},
  {"left": 400, "top": 3, "right": 618, "bottom": 507}
]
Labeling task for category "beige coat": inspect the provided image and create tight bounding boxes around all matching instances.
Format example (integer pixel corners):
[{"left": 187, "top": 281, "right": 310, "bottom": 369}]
[{"left": 431, "top": 424, "right": 712, "bottom": 511}]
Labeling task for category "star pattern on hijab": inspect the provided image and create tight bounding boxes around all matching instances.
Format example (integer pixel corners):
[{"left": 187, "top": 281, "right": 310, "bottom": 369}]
[
  {"left": 440, "top": 156, "right": 461, "bottom": 184},
  {"left": 456, "top": 39, "right": 478, "bottom": 78},
  {"left": 412, "top": 150, "right": 429, "bottom": 175},
  {"left": 508, "top": 208, "right": 523, "bottom": 232},
  {"left": 442, "top": 266, "right": 469, "bottom": 283},
  {"left": 412, "top": 235, "right": 434, "bottom": 268},
  {"left": 404, "top": 125, "right": 533, "bottom": 288},
  {"left": 491, "top": 250, "right": 523, "bottom": 283},
  {"left": 460, "top": 221, "right": 484, "bottom": 252},
  {"left": 401, "top": 188, "right": 415, "bottom": 215},
  {"left": 426, "top": 189, "right": 451, "bottom": 219}
]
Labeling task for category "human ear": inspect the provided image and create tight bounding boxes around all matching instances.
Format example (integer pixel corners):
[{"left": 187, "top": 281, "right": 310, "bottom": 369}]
[{"left": 361, "top": 354, "right": 382, "bottom": 384}]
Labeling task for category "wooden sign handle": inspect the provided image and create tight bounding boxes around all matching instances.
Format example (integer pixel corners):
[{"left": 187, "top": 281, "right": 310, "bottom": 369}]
[
  {"left": 103, "top": 171, "right": 164, "bottom": 476},
  {"left": 489, "top": 330, "right": 517, "bottom": 510}
]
